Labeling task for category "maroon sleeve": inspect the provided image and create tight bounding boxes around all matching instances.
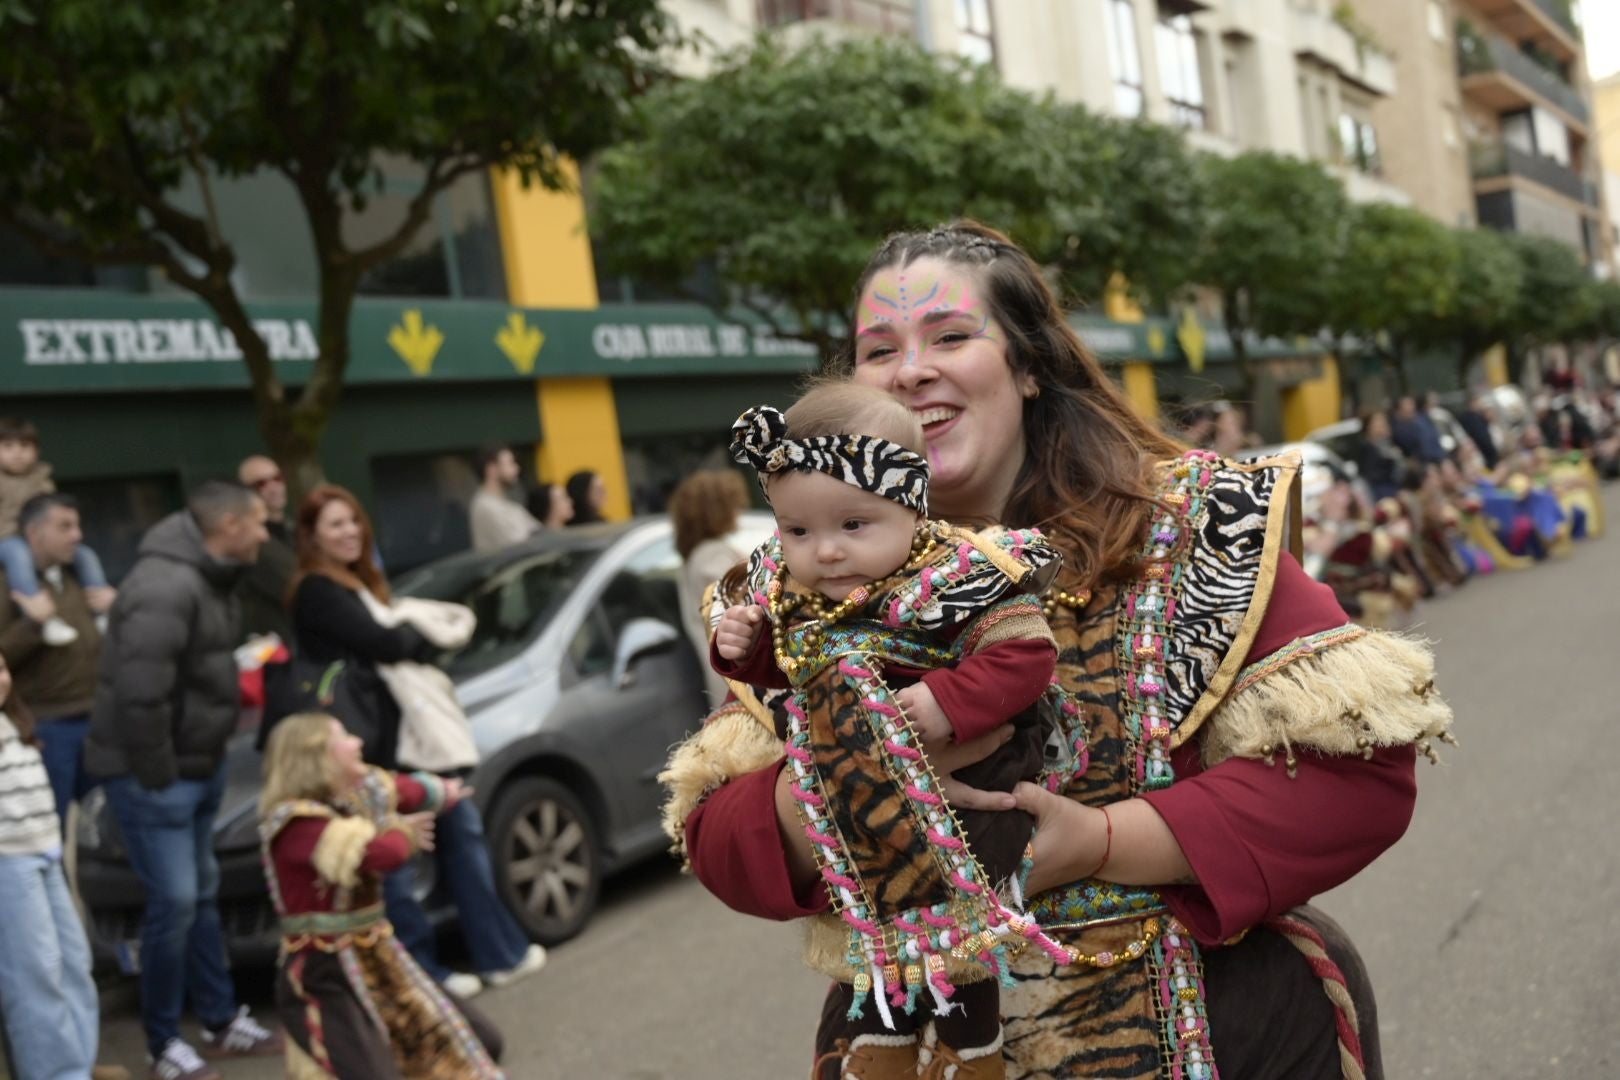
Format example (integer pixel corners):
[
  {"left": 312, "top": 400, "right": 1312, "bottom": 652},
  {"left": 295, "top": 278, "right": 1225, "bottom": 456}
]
[
  {"left": 685, "top": 759, "right": 829, "bottom": 921},
  {"left": 360, "top": 827, "right": 416, "bottom": 875},
  {"left": 1137, "top": 551, "right": 1415, "bottom": 945},
  {"left": 393, "top": 773, "right": 426, "bottom": 814},
  {"left": 709, "top": 626, "right": 791, "bottom": 690},
  {"left": 919, "top": 637, "right": 1057, "bottom": 744}
]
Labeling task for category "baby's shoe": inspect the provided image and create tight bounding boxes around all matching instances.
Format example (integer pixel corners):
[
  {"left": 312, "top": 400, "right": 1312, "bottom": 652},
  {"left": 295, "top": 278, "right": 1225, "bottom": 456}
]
[
  {"left": 42, "top": 616, "right": 78, "bottom": 646},
  {"left": 813, "top": 1034, "right": 919, "bottom": 1079},
  {"left": 918, "top": 1025, "right": 1005, "bottom": 1079}
]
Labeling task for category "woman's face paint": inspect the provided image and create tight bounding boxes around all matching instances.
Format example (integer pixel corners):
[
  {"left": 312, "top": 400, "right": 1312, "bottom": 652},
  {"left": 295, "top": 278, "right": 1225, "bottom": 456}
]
[{"left": 856, "top": 271, "right": 997, "bottom": 367}]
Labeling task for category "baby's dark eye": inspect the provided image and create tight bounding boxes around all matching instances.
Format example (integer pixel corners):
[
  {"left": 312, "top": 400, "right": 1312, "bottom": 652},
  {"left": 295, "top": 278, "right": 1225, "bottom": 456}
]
[
  {"left": 842, "top": 519, "right": 865, "bottom": 532},
  {"left": 785, "top": 526, "right": 808, "bottom": 538}
]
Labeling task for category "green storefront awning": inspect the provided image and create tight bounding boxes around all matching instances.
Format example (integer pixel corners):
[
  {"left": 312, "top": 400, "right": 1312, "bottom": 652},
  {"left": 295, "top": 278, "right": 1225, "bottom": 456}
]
[
  {"left": 1, "top": 288, "right": 821, "bottom": 394},
  {"left": 1, "top": 287, "right": 1326, "bottom": 396}
]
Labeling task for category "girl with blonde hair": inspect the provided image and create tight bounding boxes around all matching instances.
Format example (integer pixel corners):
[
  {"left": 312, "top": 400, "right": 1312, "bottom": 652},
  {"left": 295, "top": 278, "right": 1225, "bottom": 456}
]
[{"left": 259, "top": 712, "right": 505, "bottom": 1079}]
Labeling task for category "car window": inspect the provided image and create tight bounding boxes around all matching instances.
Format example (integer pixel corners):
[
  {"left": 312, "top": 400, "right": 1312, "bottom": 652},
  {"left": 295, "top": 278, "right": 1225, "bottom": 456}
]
[
  {"left": 440, "top": 548, "right": 599, "bottom": 679},
  {"left": 568, "top": 535, "right": 684, "bottom": 677}
]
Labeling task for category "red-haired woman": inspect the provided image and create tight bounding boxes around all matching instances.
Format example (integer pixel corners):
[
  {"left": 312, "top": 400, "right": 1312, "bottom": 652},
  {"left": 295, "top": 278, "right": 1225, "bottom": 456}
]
[
  {"left": 290, "top": 486, "right": 544, "bottom": 1003},
  {"left": 663, "top": 224, "right": 1454, "bottom": 1080}
]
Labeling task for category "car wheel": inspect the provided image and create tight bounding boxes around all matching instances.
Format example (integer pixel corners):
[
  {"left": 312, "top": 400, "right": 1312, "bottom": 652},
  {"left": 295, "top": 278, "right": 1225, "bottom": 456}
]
[{"left": 487, "top": 777, "right": 603, "bottom": 946}]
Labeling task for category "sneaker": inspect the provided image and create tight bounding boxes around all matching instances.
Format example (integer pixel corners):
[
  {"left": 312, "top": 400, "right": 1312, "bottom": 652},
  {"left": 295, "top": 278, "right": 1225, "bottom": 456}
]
[
  {"left": 483, "top": 943, "right": 548, "bottom": 989},
  {"left": 442, "top": 970, "right": 485, "bottom": 999},
  {"left": 42, "top": 616, "right": 79, "bottom": 646},
  {"left": 198, "top": 1006, "right": 283, "bottom": 1058},
  {"left": 149, "top": 1039, "right": 220, "bottom": 1080}
]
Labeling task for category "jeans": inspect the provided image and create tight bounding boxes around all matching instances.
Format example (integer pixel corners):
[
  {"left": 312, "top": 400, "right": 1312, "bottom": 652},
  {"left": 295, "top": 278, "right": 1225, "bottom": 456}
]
[
  {"left": 0, "top": 851, "right": 98, "bottom": 1080},
  {"left": 383, "top": 799, "right": 530, "bottom": 980},
  {"left": 0, "top": 536, "right": 108, "bottom": 595},
  {"left": 36, "top": 713, "right": 94, "bottom": 824},
  {"left": 104, "top": 771, "right": 238, "bottom": 1056}
]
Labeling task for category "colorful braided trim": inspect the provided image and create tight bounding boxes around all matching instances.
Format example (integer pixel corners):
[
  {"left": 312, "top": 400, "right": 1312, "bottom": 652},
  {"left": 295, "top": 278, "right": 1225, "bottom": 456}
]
[{"left": 1228, "top": 624, "right": 1367, "bottom": 697}]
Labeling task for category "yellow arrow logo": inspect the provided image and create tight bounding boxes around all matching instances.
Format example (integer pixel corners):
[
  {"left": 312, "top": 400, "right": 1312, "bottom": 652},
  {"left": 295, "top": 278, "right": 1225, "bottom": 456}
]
[
  {"left": 1146, "top": 326, "right": 1166, "bottom": 358},
  {"left": 1176, "top": 307, "right": 1207, "bottom": 375},
  {"left": 387, "top": 309, "right": 443, "bottom": 377},
  {"left": 495, "top": 312, "right": 545, "bottom": 375}
]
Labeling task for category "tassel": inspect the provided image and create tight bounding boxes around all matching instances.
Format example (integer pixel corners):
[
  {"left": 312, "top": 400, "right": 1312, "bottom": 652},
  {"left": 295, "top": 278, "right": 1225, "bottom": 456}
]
[
  {"left": 872, "top": 963, "right": 897, "bottom": 1030},
  {"left": 847, "top": 971, "right": 871, "bottom": 1021}
]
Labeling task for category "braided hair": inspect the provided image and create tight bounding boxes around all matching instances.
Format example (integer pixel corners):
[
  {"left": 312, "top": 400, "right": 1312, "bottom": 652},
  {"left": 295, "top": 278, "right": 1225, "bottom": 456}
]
[{"left": 841, "top": 220, "right": 1183, "bottom": 590}]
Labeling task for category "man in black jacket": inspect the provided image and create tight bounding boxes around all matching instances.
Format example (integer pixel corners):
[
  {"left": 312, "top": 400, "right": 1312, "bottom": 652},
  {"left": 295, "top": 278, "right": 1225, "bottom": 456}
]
[{"left": 85, "top": 482, "right": 281, "bottom": 1078}]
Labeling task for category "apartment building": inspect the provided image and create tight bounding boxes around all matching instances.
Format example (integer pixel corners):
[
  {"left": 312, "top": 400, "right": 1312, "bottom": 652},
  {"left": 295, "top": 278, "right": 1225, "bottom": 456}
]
[
  {"left": 1596, "top": 72, "right": 1620, "bottom": 274},
  {"left": 1360, "top": 0, "right": 1610, "bottom": 270}
]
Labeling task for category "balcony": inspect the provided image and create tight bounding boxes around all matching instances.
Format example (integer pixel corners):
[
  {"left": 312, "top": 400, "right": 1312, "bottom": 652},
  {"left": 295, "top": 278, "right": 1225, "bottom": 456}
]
[
  {"left": 1457, "top": 24, "right": 1589, "bottom": 130},
  {"left": 756, "top": 0, "right": 916, "bottom": 35},
  {"left": 1290, "top": 5, "right": 1396, "bottom": 97},
  {"left": 1470, "top": 142, "right": 1585, "bottom": 203},
  {"left": 1464, "top": 0, "right": 1580, "bottom": 60},
  {"left": 1477, "top": 188, "right": 1585, "bottom": 253}
]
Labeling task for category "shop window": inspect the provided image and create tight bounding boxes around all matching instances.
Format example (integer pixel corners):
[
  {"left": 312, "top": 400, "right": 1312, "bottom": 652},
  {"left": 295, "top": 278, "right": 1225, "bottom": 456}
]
[
  {"left": 955, "top": 0, "right": 996, "bottom": 67},
  {"left": 0, "top": 224, "right": 149, "bottom": 291},
  {"left": 60, "top": 473, "right": 182, "bottom": 585},
  {"left": 1155, "top": 9, "right": 1206, "bottom": 130},
  {"left": 1104, "top": 0, "right": 1145, "bottom": 118},
  {"left": 369, "top": 449, "right": 490, "bottom": 574}
]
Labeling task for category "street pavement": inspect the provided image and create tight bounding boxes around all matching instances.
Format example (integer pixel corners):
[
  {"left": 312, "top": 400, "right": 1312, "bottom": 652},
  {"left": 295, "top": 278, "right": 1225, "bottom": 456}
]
[{"left": 70, "top": 486, "right": 1620, "bottom": 1078}]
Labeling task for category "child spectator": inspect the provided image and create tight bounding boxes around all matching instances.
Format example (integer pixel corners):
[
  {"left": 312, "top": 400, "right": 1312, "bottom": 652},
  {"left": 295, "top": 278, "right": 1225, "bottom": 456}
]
[{"left": 0, "top": 417, "right": 114, "bottom": 645}]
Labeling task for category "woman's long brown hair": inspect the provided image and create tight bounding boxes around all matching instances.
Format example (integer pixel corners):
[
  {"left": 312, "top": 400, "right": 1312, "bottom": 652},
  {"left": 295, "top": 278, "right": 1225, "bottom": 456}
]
[
  {"left": 289, "top": 484, "right": 391, "bottom": 604},
  {"left": 843, "top": 221, "right": 1184, "bottom": 590},
  {"left": 0, "top": 656, "right": 39, "bottom": 747}
]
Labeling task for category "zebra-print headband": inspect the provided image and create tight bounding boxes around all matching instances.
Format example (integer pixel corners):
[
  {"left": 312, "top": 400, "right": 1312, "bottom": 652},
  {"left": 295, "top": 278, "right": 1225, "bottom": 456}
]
[{"left": 729, "top": 405, "right": 929, "bottom": 515}]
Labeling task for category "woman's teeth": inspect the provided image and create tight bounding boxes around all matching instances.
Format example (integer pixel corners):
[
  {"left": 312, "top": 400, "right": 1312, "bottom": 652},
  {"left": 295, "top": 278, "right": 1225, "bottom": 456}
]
[{"left": 916, "top": 407, "right": 960, "bottom": 426}]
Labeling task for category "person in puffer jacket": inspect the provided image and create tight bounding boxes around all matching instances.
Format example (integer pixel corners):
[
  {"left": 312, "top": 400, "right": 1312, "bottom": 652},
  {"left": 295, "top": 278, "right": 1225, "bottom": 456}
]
[{"left": 85, "top": 481, "right": 285, "bottom": 1079}]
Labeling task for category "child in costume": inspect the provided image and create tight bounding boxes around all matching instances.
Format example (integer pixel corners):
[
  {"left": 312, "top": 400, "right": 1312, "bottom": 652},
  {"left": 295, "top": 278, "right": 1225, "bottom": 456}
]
[
  {"left": 713, "top": 386, "right": 1085, "bottom": 1079},
  {"left": 258, "top": 712, "right": 504, "bottom": 1080}
]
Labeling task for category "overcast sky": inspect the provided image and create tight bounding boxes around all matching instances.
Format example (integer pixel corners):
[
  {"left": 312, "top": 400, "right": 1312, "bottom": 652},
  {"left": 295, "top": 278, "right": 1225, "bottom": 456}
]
[{"left": 1582, "top": 0, "right": 1617, "bottom": 79}]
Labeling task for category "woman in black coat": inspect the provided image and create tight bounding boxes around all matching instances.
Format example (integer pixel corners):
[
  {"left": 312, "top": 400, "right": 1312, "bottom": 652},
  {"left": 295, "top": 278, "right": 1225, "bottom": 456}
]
[{"left": 289, "top": 485, "right": 544, "bottom": 999}]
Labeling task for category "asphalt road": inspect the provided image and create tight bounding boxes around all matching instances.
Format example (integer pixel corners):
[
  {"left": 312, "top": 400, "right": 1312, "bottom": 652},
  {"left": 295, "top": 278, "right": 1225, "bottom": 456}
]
[{"left": 69, "top": 486, "right": 1620, "bottom": 1078}]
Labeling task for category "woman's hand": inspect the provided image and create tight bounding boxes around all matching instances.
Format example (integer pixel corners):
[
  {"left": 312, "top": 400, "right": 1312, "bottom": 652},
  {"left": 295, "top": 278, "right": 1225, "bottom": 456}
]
[
  {"left": 1012, "top": 782, "right": 1107, "bottom": 896},
  {"left": 401, "top": 811, "right": 437, "bottom": 852},
  {"left": 441, "top": 777, "right": 472, "bottom": 810}
]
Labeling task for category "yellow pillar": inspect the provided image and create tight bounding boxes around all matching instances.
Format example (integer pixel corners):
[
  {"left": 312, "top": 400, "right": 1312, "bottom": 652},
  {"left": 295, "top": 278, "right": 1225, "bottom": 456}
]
[
  {"left": 1120, "top": 362, "right": 1160, "bottom": 423},
  {"left": 1280, "top": 356, "right": 1342, "bottom": 442},
  {"left": 1481, "top": 344, "right": 1509, "bottom": 389},
  {"left": 490, "top": 163, "right": 632, "bottom": 520}
]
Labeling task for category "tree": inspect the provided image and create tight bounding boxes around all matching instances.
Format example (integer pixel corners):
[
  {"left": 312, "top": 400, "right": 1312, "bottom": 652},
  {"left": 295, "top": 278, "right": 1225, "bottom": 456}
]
[
  {"left": 1499, "top": 233, "right": 1590, "bottom": 379},
  {"left": 1329, "top": 203, "right": 1460, "bottom": 391},
  {"left": 1435, "top": 226, "right": 1522, "bottom": 385},
  {"left": 1191, "top": 152, "right": 1349, "bottom": 398},
  {"left": 591, "top": 36, "right": 1197, "bottom": 360},
  {"left": 0, "top": 0, "right": 677, "bottom": 494}
]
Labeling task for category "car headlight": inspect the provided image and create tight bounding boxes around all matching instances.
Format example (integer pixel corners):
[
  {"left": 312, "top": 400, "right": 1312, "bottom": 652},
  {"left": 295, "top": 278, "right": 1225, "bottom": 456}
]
[{"left": 75, "top": 787, "right": 107, "bottom": 853}]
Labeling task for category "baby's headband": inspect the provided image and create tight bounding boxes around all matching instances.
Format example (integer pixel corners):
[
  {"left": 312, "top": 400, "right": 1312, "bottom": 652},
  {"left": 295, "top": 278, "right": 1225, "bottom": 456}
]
[{"left": 729, "top": 404, "right": 929, "bottom": 516}]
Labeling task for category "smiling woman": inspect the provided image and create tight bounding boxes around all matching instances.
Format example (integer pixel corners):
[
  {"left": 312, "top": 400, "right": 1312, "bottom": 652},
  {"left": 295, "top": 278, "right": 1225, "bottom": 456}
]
[{"left": 665, "top": 222, "right": 1454, "bottom": 1079}]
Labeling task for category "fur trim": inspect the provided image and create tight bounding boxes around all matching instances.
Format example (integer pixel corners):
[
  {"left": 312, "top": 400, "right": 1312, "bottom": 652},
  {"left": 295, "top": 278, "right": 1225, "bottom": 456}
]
[
  {"left": 803, "top": 914, "right": 991, "bottom": 985},
  {"left": 285, "top": 1038, "right": 333, "bottom": 1079},
  {"left": 658, "top": 702, "right": 781, "bottom": 855},
  {"left": 311, "top": 815, "right": 379, "bottom": 890},
  {"left": 1200, "top": 629, "right": 1455, "bottom": 771},
  {"left": 919, "top": 1021, "right": 1005, "bottom": 1075}
]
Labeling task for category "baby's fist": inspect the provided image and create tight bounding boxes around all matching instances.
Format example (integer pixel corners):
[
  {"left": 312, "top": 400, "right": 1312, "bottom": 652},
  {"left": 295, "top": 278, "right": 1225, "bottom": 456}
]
[
  {"left": 894, "top": 682, "right": 953, "bottom": 745},
  {"left": 716, "top": 604, "right": 766, "bottom": 660}
]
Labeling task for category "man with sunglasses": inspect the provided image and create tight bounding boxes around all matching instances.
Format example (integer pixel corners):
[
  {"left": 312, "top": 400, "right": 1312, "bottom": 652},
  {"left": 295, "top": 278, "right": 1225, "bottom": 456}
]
[{"left": 234, "top": 456, "right": 295, "bottom": 643}]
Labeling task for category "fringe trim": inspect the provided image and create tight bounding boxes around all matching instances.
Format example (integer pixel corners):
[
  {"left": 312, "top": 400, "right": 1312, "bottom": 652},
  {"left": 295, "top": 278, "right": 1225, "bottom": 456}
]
[
  {"left": 803, "top": 913, "right": 992, "bottom": 985},
  {"left": 658, "top": 702, "right": 782, "bottom": 860},
  {"left": 311, "top": 815, "right": 379, "bottom": 890},
  {"left": 285, "top": 1038, "right": 334, "bottom": 1079},
  {"left": 1200, "top": 629, "right": 1455, "bottom": 772}
]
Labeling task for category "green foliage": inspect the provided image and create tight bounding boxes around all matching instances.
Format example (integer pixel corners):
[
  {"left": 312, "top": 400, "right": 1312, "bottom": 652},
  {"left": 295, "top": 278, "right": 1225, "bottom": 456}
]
[
  {"left": 0, "top": 0, "right": 677, "bottom": 488},
  {"left": 1331, "top": 203, "right": 1459, "bottom": 355},
  {"left": 591, "top": 36, "right": 1200, "bottom": 357},
  {"left": 1191, "top": 151, "right": 1348, "bottom": 349},
  {"left": 1500, "top": 232, "right": 1591, "bottom": 345}
]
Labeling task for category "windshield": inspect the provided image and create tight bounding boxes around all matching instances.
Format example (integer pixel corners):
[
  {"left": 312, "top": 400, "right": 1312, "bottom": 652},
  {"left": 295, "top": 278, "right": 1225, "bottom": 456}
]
[{"left": 402, "top": 547, "right": 604, "bottom": 680}]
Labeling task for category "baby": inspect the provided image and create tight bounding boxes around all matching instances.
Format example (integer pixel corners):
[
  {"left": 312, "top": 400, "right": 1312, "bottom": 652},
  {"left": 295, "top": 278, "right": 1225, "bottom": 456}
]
[
  {"left": 0, "top": 417, "right": 113, "bottom": 645},
  {"left": 712, "top": 385, "right": 1083, "bottom": 1079}
]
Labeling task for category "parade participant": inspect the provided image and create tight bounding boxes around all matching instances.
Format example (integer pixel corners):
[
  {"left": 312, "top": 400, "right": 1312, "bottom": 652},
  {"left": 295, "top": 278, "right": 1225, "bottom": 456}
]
[
  {"left": 259, "top": 713, "right": 504, "bottom": 1079},
  {"left": 701, "top": 387, "right": 1076, "bottom": 1077},
  {"left": 663, "top": 222, "right": 1453, "bottom": 1080},
  {"left": 0, "top": 416, "right": 115, "bottom": 646}
]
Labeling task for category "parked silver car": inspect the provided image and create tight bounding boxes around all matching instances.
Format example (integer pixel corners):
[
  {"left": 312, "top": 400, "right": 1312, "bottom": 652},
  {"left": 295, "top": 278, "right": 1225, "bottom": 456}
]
[{"left": 77, "top": 513, "right": 775, "bottom": 965}]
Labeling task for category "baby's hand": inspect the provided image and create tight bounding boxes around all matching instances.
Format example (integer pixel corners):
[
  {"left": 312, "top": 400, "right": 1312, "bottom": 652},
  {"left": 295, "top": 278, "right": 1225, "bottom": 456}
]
[
  {"left": 894, "top": 682, "right": 953, "bottom": 746},
  {"left": 715, "top": 604, "right": 767, "bottom": 660}
]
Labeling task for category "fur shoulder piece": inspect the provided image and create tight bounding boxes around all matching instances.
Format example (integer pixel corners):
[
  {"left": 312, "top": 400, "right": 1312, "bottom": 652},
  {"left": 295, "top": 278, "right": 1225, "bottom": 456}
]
[
  {"left": 311, "top": 815, "right": 380, "bottom": 890},
  {"left": 1199, "top": 624, "right": 1455, "bottom": 772},
  {"left": 658, "top": 701, "right": 784, "bottom": 862}
]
